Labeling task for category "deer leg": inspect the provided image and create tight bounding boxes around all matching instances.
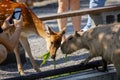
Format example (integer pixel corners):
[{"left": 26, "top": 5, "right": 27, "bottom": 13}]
[
  {"left": 95, "top": 58, "right": 108, "bottom": 72},
  {"left": 112, "top": 51, "right": 120, "bottom": 79},
  {"left": 14, "top": 45, "right": 25, "bottom": 76},
  {"left": 81, "top": 55, "right": 93, "bottom": 65},
  {"left": 19, "top": 36, "right": 40, "bottom": 72},
  {"left": 7, "top": 32, "right": 25, "bottom": 75},
  {"left": 101, "top": 58, "right": 108, "bottom": 71}
]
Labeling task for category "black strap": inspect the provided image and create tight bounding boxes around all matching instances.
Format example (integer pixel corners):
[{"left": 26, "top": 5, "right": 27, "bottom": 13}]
[{"left": 0, "top": 27, "right": 3, "bottom": 33}]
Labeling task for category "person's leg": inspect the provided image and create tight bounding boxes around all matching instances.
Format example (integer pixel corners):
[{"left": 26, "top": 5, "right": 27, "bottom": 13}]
[
  {"left": 57, "top": 0, "right": 69, "bottom": 42},
  {"left": 70, "top": 0, "right": 81, "bottom": 32},
  {"left": 83, "top": 0, "right": 106, "bottom": 31},
  {"left": 0, "top": 44, "right": 7, "bottom": 64}
]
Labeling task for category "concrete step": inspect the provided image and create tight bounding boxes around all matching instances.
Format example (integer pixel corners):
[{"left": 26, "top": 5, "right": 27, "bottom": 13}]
[{"left": 52, "top": 66, "right": 117, "bottom": 80}]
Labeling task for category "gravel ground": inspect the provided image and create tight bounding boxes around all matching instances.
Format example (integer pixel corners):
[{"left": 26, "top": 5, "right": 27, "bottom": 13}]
[{"left": 0, "top": 0, "right": 120, "bottom": 80}]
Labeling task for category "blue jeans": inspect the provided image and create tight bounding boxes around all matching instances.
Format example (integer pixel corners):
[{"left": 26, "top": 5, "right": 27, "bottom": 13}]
[{"left": 83, "top": 0, "right": 106, "bottom": 30}]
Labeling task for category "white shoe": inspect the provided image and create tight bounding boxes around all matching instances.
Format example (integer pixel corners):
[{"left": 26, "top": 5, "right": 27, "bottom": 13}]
[
  {"left": 81, "top": 28, "right": 88, "bottom": 31},
  {"left": 81, "top": 25, "right": 91, "bottom": 32},
  {"left": 81, "top": 27, "right": 89, "bottom": 32}
]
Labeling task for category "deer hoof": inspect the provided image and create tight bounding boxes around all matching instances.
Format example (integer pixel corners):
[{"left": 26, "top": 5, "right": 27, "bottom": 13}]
[
  {"left": 95, "top": 67, "right": 108, "bottom": 72},
  {"left": 35, "top": 68, "right": 41, "bottom": 72},
  {"left": 80, "top": 61, "right": 87, "bottom": 66}
]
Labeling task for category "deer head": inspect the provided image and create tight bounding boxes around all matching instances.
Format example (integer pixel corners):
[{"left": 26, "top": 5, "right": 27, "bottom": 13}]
[
  {"left": 61, "top": 31, "right": 84, "bottom": 55},
  {"left": 45, "top": 26, "right": 65, "bottom": 59}
]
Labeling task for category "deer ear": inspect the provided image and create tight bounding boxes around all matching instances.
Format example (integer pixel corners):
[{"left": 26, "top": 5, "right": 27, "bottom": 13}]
[
  {"left": 75, "top": 31, "right": 80, "bottom": 37},
  {"left": 75, "top": 31, "right": 84, "bottom": 37},
  {"left": 45, "top": 25, "right": 55, "bottom": 35},
  {"left": 59, "top": 27, "right": 66, "bottom": 36}
]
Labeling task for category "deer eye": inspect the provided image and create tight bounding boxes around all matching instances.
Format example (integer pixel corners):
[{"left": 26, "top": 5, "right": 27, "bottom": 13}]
[{"left": 51, "top": 41, "right": 54, "bottom": 44}]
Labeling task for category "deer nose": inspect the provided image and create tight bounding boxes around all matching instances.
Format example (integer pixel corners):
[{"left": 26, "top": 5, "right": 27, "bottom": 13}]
[{"left": 51, "top": 55, "right": 56, "bottom": 59}]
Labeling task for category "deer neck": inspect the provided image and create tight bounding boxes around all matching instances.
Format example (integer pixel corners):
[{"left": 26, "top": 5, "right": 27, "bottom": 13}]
[{"left": 28, "top": 8, "right": 48, "bottom": 39}]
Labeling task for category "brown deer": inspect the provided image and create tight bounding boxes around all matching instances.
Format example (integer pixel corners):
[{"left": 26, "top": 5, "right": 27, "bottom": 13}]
[
  {"left": 0, "top": 0, "right": 65, "bottom": 75},
  {"left": 61, "top": 23, "right": 120, "bottom": 79}
]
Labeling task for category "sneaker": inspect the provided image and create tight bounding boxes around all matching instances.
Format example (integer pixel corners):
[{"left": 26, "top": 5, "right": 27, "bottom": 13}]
[{"left": 81, "top": 25, "right": 91, "bottom": 31}]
